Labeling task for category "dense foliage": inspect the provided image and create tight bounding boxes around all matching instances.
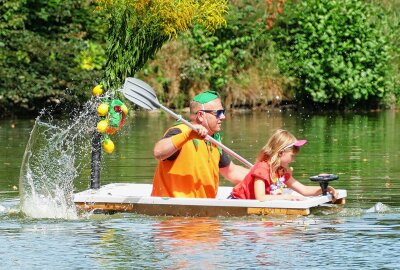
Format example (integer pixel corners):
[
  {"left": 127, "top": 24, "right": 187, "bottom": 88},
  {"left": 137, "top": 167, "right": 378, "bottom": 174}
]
[
  {"left": 142, "top": 0, "right": 284, "bottom": 108},
  {"left": 96, "top": 0, "right": 229, "bottom": 88},
  {"left": 271, "top": 0, "right": 396, "bottom": 108},
  {"left": 0, "top": 0, "right": 106, "bottom": 116},
  {"left": 142, "top": 0, "right": 400, "bottom": 110},
  {"left": 1, "top": 0, "right": 399, "bottom": 117}
]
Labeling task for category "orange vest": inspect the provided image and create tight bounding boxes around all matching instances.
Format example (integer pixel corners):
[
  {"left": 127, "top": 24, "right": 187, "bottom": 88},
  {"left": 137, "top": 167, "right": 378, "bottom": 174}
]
[{"left": 151, "top": 124, "right": 221, "bottom": 198}]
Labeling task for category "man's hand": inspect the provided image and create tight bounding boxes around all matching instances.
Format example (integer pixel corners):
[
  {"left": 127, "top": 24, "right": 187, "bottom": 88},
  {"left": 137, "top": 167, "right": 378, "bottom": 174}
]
[{"left": 191, "top": 124, "right": 208, "bottom": 139}]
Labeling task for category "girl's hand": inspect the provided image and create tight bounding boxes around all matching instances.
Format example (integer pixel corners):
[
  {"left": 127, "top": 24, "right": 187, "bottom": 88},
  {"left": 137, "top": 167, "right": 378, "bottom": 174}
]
[{"left": 327, "top": 186, "right": 339, "bottom": 202}]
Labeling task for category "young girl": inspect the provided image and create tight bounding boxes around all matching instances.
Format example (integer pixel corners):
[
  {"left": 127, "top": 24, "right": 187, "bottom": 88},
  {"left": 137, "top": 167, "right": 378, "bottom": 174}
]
[{"left": 230, "top": 129, "right": 338, "bottom": 201}]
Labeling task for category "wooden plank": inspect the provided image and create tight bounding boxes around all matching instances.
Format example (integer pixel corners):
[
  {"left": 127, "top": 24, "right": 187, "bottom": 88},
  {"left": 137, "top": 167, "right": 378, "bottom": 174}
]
[
  {"left": 75, "top": 202, "right": 310, "bottom": 217},
  {"left": 333, "top": 198, "right": 346, "bottom": 205},
  {"left": 76, "top": 202, "right": 249, "bottom": 217},
  {"left": 247, "top": 207, "right": 310, "bottom": 216}
]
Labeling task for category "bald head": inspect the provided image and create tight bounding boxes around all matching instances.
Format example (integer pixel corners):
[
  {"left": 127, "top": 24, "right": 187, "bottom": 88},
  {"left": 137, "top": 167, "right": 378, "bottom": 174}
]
[
  {"left": 190, "top": 90, "right": 220, "bottom": 121},
  {"left": 189, "top": 98, "right": 223, "bottom": 121}
]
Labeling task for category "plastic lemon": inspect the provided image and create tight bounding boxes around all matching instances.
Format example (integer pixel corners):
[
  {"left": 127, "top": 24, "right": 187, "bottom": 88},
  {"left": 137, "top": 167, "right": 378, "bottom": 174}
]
[
  {"left": 121, "top": 104, "right": 128, "bottom": 115},
  {"left": 96, "top": 120, "right": 108, "bottom": 133},
  {"left": 92, "top": 85, "right": 103, "bottom": 96},
  {"left": 97, "top": 103, "right": 109, "bottom": 116},
  {"left": 102, "top": 139, "right": 115, "bottom": 154}
]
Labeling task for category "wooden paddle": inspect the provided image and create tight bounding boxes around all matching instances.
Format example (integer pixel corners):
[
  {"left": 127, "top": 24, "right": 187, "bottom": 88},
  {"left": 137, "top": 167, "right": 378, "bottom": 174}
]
[{"left": 122, "top": 77, "right": 253, "bottom": 168}]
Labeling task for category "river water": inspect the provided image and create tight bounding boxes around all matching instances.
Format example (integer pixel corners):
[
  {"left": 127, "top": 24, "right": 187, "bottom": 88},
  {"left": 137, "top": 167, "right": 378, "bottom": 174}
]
[{"left": 1, "top": 109, "right": 399, "bottom": 269}]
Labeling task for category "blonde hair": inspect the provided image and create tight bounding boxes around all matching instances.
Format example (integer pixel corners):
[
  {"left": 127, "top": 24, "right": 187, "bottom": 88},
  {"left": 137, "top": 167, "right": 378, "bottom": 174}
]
[{"left": 257, "top": 129, "right": 300, "bottom": 178}]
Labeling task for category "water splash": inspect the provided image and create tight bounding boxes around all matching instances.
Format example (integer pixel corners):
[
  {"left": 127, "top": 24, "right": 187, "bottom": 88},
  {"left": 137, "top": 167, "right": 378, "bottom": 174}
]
[
  {"left": 19, "top": 100, "right": 98, "bottom": 219},
  {"left": 0, "top": 199, "right": 22, "bottom": 217},
  {"left": 365, "top": 202, "right": 391, "bottom": 213}
]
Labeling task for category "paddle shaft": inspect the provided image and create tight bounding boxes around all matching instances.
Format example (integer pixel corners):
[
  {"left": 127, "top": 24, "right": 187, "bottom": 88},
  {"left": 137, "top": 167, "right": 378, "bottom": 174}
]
[
  {"left": 122, "top": 77, "right": 253, "bottom": 168},
  {"left": 158, "top": 103, "right": 253, "bottom": 168}
]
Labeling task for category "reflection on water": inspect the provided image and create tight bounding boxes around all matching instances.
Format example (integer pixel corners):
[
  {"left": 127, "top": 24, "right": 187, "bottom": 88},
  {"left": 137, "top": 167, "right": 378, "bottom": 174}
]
[
  {"left": 152, "top": 217, "right": 223, "bottom": 269},
  {"left": 0, "top": 199, "right": 399, "bottom": 269},
  {"left": 0, "top": 110, "right": 400, "bottom": 268}
]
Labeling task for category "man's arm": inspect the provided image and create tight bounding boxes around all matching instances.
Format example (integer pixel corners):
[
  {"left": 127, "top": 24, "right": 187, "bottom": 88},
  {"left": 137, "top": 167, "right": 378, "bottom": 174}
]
[
  {"left": 219, "top": 161, "right": 249, "bottom": 185},
  {"left": 153, "top": 124, "right": 208, "bottom": 160},
  {"left": 153, "top": 137, "right": 180, "bottom": 160}
]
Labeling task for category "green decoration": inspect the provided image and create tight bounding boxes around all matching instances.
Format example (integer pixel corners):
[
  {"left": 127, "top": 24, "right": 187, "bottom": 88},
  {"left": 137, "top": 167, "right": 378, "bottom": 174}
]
[{"left": 192, "top": 90, "right": 219, "bottom": 104}]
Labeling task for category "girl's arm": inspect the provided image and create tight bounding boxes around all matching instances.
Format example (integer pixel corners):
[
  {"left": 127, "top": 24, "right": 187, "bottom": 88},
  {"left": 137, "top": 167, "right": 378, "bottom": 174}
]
[
  {"left": 254, "top": 178, "right": 304, "bottom": 201},
  {"left": 286, "top": 176, "right": 339, "bottom": 199}
]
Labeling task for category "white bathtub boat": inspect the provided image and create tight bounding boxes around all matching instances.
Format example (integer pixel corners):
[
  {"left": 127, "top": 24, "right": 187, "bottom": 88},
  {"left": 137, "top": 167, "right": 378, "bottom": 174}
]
[{"left": 74, "top": 183, "right": 347, "bottom": 216}]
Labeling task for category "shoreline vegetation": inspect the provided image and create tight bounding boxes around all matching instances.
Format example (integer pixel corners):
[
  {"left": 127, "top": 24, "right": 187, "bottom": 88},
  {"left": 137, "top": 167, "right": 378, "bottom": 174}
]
[{"left": 1, "top": 0, "right": 399, "bottom": 118}]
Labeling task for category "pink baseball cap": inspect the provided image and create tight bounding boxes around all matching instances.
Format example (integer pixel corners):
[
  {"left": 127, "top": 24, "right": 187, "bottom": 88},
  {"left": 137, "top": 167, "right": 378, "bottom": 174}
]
[{"left": 282, "top": 140, "right": 307, "bottom": 150}]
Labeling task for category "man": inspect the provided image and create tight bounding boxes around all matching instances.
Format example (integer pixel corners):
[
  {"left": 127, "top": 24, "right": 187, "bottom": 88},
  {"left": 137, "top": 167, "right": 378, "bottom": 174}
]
[{"left": 151, "top": 90, "right": 249, "bottom": 198}]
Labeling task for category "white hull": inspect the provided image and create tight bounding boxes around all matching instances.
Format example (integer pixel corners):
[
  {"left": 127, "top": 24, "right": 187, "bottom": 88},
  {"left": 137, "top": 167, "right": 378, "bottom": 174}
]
[{"left": 74, "top": 183, "right": 347, "bottom": 216}]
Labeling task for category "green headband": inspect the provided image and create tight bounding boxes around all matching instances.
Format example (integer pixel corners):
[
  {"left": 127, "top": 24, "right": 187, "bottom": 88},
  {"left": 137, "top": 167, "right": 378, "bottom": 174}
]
[{"left": 192, "top": 90, "right": 219, "bottom": 104}]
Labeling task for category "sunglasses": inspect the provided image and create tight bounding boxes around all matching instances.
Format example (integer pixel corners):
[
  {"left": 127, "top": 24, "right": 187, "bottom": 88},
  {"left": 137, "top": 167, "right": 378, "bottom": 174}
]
[{"left": 199, "top": 109, "right": 225, "bottom": 118}]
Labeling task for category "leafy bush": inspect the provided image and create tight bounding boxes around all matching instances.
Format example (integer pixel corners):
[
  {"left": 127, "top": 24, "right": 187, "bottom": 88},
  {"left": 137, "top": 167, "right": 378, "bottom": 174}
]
[
  {"left": 272, "top": 0, "right": 394, "bottom": 108},
  {"left": 0, "top": 0, "right": 106, "bottom": 117},
  {"left": 181, "top": 1, "right": 265, "bottom": 91},
  {"left": 144, "top": 0, "right": 287, "bottom": 108},
  {"left": 1, "top": 0, "right": 399, "bottom": 115}
]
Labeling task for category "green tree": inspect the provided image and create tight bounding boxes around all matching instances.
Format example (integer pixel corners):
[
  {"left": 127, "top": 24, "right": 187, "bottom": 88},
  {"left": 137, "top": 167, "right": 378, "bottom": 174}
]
[
  {"left": 272, "top": 0, "right": 393, "bottom": 108},
  {"left": 0, "top": 0, "right": 106, "bottom": 116},
  {"left": 181, "top": 1, "right": 267, "bottom": 91},
  {"left": 141, "top": 0, "right": 288, "bottom": 108},
  {"left": 96, "top": 0, "right": 229, "bottom": 88}
]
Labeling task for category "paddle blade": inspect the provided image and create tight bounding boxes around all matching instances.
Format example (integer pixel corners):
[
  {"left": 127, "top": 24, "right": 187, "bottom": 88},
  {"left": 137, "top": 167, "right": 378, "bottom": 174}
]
[{"left": 123, "top": 77, "right": 160, "bottom": 110}]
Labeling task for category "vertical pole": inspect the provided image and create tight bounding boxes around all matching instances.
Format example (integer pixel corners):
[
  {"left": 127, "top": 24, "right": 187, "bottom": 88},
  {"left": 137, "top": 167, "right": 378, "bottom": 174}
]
[{"left": 90, "top": 131, "right": 102, "bottom": 189}]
